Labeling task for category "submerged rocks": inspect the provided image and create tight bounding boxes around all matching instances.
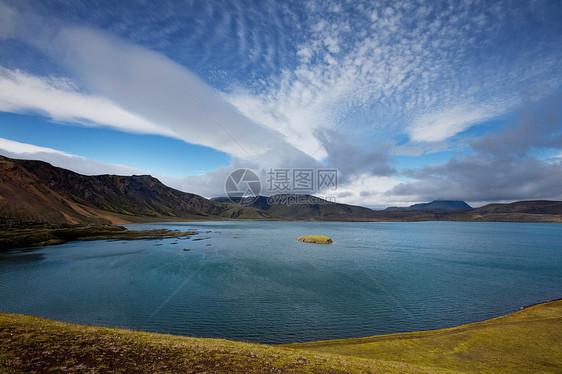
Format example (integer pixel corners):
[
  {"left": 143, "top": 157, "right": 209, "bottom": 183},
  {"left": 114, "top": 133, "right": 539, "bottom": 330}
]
[{"left": 296, "top": 235, "right": 333, "bottom": 244}]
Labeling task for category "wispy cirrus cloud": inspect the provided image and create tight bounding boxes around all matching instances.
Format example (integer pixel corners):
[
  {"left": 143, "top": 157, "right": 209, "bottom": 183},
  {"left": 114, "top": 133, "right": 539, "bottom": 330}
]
[
  {"left": 0, "top": 137, "right": 72, "bottom": 157},
  {"left": 407, "top": 105, "right": 498, "bottom": 143},
  {"left": 0, "top": 68, "right": 173, "bottom": 136}
]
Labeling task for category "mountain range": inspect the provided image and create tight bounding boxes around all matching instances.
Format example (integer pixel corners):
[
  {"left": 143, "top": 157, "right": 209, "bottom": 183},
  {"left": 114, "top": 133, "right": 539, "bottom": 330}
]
[
  {"left": 0, "top": 155, "right": 270, "bottom": 224},
  {"left": 1, "top": 155, "right": 561, "bottom": 224},
  {"left": 385, "top": 200, "right": 472, "bottom": 211},
  {"left": 211, "top": 195, "right": 378, "bottom": 219}
]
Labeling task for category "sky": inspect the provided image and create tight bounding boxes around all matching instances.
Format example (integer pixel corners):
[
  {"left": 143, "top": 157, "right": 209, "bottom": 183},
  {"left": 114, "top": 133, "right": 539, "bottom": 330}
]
[{"left": 0, "top": 0, "right": 561, "bottom": 208}]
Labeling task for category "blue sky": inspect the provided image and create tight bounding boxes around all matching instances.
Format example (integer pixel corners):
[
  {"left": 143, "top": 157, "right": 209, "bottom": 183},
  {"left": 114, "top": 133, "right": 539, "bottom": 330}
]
[{"left": 0, "top": 0, "right": 561, "bottom": 207}]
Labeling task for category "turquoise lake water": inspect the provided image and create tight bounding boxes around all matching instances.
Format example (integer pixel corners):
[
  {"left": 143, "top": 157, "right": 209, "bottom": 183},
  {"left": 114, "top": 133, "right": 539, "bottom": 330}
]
[{"left": 0, "top": 221, "right": 560, "bottom": 344}]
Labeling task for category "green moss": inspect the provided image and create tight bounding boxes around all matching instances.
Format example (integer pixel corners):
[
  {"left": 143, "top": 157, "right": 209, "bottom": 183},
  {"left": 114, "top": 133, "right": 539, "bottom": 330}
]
[
  {"left": 296, "top": 235, "right": 333, "bottom": 244},
  {"left": 286, "top": 299, "right": 562, "bottom": 373},
  {"left": 0, "top": 352, "right": 15, "bottom": 361}
]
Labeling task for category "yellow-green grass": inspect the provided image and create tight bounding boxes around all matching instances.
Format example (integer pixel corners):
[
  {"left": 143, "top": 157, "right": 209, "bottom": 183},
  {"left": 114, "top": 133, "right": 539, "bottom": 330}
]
[
  {"left": 284, "top": 299, "right": 562, "bottom": 373},
  {"left": 1, "top": 300, "right": 560, "bottom": 373},
  {"left": 0, "top": 313, "right": 442, "bottom": 374},
  {"left": 296, "top": 235, "right": 333, "bottom": 244}
]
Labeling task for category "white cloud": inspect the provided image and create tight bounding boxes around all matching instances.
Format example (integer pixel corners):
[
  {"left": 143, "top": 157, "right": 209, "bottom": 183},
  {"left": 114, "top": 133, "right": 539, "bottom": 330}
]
[
  {"left": 296, "top": 47, "right": 313, "bottom": 63},
  {"left": 0, "top": 138, "right": 145, "bottom": 176},
  {"left": 226, "top": 92, "right": 330, "bottom": 160},
  {"left": 0, "top": 137, "right": 72, "bottom": 156},
  {"left": 326, "top": 173, "right": 405, "bottom": 208},
  {"left": 160, "top": 158, "right": 258, "bottom": 199},
  {"left": 324, "top": 36, "right": 340, "bottom": 54},
  {"left": 0, "top": 68, "right": 174, "bottom": 136},
  {"left": 548, "top": 153, "right": 562, "bottom": 162},
  {"left": 49, "top": 26, "right": 293, "bottom": 160},
  {"left": 407, "top": 106, "right": 497, "bottom": 142}
]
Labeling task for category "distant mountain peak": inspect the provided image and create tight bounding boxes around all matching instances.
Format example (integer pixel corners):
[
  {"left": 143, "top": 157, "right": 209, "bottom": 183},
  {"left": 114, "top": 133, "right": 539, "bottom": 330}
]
[{"left": 385, "top": 200, "right": 472, "bottom": 212}]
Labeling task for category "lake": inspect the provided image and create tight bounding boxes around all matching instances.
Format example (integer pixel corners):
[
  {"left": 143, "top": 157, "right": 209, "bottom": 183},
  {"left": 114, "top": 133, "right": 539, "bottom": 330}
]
[{"left": 0, "top": 221, "right": 560, "bottom": 344}]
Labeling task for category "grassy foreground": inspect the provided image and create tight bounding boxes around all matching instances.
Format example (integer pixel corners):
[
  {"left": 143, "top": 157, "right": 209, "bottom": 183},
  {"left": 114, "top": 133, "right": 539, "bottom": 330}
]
[
  {"left": 285, "top": 299, "right": 562, "bottom": 373},
  {"left": 0, "top": 314, "right": 439, "bottom": 374},
  {"left": 0, "top": 300, "right": 560, "bottom": 373}
]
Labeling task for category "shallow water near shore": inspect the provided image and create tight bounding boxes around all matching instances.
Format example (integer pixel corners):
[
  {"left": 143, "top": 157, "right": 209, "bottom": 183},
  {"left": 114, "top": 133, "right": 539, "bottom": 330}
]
[{"left": 0, "top": 221, "right": 560, "bottom": 344}]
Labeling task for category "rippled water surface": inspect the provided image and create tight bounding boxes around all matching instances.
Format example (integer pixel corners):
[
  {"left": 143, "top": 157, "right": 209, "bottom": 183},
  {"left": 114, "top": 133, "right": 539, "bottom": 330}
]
[{"left": 0, "top": 221, "right": 560, "bottom": 343}]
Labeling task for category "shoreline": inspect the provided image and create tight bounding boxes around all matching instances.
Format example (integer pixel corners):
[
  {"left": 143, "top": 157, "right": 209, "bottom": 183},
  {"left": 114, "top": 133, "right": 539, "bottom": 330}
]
[
  {"left": 0, "top": 223, "right": 197, "bottom": 250},
  {"left": 284, "top": 297, "right": 562, "bottom": 347},
  {"left": 1, "top": 297, "right": 559, "bottom": 346},
  {"left": 1, "top": 298, "right": 560, "bottom": 373},
  {"left": 2, "top": 219, "right": 560, "bottom": 251},
  {"left": 519, "top": 297, "right": 562, "bottom": 310}
]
